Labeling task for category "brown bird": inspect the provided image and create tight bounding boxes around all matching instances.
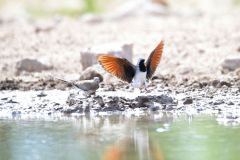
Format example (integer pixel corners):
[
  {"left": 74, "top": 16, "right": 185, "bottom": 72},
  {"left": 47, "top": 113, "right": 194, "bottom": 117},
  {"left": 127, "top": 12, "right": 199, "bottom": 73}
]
[
  {"left": 56, "top": 77, "right": 100, "bottom": 95},
  {"left": 97, "top": 40, "right": 164, "bottom": 88}
]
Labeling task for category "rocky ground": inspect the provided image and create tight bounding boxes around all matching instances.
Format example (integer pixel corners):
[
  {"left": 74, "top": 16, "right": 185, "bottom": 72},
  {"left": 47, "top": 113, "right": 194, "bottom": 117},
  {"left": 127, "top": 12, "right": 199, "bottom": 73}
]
[
  {"left": 0, "top": 0, "right": 240, "bottom": 121},
  {"left": 0, "top": 74, "right": 240, "bottom": 123}
]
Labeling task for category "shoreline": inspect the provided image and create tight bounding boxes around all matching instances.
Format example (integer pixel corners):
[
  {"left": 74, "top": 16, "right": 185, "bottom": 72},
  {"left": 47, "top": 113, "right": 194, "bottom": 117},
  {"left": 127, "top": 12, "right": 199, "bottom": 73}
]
[{"left": 1, "top": 77, "right": 239, "bottom": 123}]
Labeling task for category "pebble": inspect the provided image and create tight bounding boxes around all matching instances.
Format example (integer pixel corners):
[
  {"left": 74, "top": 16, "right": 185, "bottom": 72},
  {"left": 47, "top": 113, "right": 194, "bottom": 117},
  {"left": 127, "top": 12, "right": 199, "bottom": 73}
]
[
  {"left": 237, "top": 46, "right": 240, "bottom": 52},
  {"left": 213, "top": 100, "right": 225, "bottom": 105},
  {"left": 7, "top": 99, "right": 18, "bottom": 103},
  {"left": 37, "top": 92, "right": 47, "bottom": 97},
  {"left": 227, "top": 101, "right": 234, "bottom": 105},
  {"left": 222, "top": 57, "right": 240, "bottom": 71},
  {"left": 183, "top": 97, "right": 193, "bottom": 105}
]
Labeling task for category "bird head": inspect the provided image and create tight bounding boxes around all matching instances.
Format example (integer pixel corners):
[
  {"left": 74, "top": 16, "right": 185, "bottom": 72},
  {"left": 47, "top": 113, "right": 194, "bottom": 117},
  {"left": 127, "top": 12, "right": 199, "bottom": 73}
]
[
  {"left": 138, "top": 58, "right": 146, "bottom": 67},
  {"left": 93, "top": 77, "right": 100, "bottom": 83}
]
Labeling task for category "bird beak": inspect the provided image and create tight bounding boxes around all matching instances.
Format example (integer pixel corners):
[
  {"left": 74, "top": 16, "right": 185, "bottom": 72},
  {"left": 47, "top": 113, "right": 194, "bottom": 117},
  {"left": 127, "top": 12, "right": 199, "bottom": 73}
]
[{"left": 144, "top": 63, "right": 147, "bottom": 67}]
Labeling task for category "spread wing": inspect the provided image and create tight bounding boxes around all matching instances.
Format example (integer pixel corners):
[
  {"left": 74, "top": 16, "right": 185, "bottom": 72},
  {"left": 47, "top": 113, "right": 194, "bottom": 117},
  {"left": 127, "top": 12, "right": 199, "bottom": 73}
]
[
  {"left": 146, "top": 40, "right": 164, "bottom": 79},
  {"left": 97, "top": 55, "right": 136, "bottom": 83}
]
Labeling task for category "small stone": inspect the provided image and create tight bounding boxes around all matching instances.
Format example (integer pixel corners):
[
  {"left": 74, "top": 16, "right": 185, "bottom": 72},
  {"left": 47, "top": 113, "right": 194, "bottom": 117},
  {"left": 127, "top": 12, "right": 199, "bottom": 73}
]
[
  {"left": 103, "top": 97, "right": 119, "bottom": 111},
  {"left": 155, "top": 95, "right": 175, "bottom": 105},
  {"left": 80, "top": 66, "right": 103, "bottom": 82},
  {"left": 1, "top": 97, "right": 8, "bottom": 100},
  {"left": 66, "top": 97, "right": 77, "bottom": 106},
  {"left": 63, "top": 107, "right": 79, "bottom": 114},
  {"left": 165, "top": 105, "right": 174, "bottom": 111},
  {"left": 222, "top": 57, "right": 240, "bottom": 71},
  {"left": 54, "top": 106, "right": 63, "bottom": 111},
  {"left": 237, "top": 46, "right": 240, "bottom": 52},
  {"left": 179, "top": 67, "right": 193, "bottom": 75},
  {"left": 227, "top": 101, "right": 234, "bottom": 105},
  {"left": 212, "top": 80, "right": 221, "bottom": 87},
  {"left": 212, "top": 80, "right": 231, "bottom": 88},
  {"left": 1, "top": 64, "right": 8, "bottom": 72},
  {"left": 183, "top": 97, "right": 193, "bottom": 105},
  {"left": 15, "top": 58, "right": 53, "bottom": 75},
  {"left": 137, "top": 96, "right": 152, "bottom": 106},
  {"left": 199, "top": 49, "right": 205, "bottom": 54},
  {"left": 7, "top": 99, "right": 18, "bottom": 103},
  {"left": 192, "top": 82, "right": 200, "bottom": 88},
  {"left": 220, "top": 81, "right": 231, "bottom": 87},
  {"left": 213, "top": 100, "right": 224, "bottom": 105},
  {"left": 149, "top": 105, "right": 160, "bottom": 111},
  {"left": 199, "top": 82, "right": 208, "bottom": 88},
  {"left": 37, "top": 92, "right": 47, "bottom": 97},
  {"left": 94, "top": 96, "right": 105, "bottom": 107},
  {"left": 34, "top": 22, "right": 55, "bottom": 33}
]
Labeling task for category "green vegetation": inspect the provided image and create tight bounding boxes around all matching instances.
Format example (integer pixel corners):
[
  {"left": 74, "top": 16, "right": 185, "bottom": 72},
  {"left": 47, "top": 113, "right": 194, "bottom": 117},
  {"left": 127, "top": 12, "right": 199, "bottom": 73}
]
[
  {"left": 234, "top": 0, "right": 240, "bottom": 5},
  {"left": 83, "top": 0, "right": 98, "bottom": 12},
  {"left": 0, "top": 0, "right": 6, "bottom": 9},
  {"left": 27, "top": 0, "right": 102, "bottom": 17},
  {"left": 0, "top": 0, "right": 105, "bottom": 18},
  {"left": 26, "top": 7, "right": 83, "bottom": 18}
]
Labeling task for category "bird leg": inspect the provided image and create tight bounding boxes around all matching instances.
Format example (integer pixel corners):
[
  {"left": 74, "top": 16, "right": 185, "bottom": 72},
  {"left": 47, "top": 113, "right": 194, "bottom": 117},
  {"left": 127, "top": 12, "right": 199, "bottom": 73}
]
[{"left": 142, "top": 80, "right": 149, "bottom": 93}]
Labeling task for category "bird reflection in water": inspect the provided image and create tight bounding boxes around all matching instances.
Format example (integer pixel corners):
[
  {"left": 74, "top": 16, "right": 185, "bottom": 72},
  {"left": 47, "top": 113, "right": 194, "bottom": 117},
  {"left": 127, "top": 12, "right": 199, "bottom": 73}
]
[{"left": 102, "top": 129, "right": 164, "bottom": 160}]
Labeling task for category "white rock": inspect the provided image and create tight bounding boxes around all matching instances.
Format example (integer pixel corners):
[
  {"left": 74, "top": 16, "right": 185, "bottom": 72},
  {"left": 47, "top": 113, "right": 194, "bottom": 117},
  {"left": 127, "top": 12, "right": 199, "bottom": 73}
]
[{"left": 80, "top": 43, "right": 133, "bottom": 70}]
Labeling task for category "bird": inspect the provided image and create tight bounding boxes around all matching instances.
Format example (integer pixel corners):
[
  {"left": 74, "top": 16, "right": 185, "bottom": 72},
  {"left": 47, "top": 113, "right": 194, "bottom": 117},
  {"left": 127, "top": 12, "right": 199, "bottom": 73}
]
[
  {"left": 56, "top": 77, "right": 100, "bottom": 95},
  {"left": 97, "top": 40, "right": 164, "bottom": 88}
]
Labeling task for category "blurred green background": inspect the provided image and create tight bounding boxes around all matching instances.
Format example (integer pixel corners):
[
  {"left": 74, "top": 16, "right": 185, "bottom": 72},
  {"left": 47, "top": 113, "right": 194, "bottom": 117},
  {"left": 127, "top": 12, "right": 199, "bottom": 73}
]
[
  {"left": 0, "top": 0, "right": 239, "bottom": 18},
  {"left": 0, "top": 0, "right": 115, "bottom": 17}
]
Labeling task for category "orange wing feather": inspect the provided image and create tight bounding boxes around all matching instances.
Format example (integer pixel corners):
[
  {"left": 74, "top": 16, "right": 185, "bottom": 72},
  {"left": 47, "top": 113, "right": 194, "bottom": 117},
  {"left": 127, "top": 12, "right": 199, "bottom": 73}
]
[
  {"left": 146, "top": 40, "right": 164, "bottom": 79},
  {"left": 97, "top": 55, "right": 136, "bottom": 83}
]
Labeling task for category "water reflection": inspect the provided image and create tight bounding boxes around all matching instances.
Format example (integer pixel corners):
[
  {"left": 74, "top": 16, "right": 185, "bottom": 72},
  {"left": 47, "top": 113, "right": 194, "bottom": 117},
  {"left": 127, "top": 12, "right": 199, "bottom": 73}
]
[
  {"left": 0, "top": 122, "right": 12, "bottom": 160},
  {"left": 72, "top": 112, "right": 169, "bottom": 160},
  {"left": 0, "top": 112, "right": 240, "bottom": 160},
  {"left": 102, "top": 129, "right": 164, "bottom": 160}
]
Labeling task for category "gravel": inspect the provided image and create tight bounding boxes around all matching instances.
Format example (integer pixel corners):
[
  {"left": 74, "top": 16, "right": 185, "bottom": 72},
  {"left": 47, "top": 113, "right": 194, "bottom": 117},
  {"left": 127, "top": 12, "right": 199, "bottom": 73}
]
[{"left": 0, "top": 76, "right": 239, "bottom": 118}]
